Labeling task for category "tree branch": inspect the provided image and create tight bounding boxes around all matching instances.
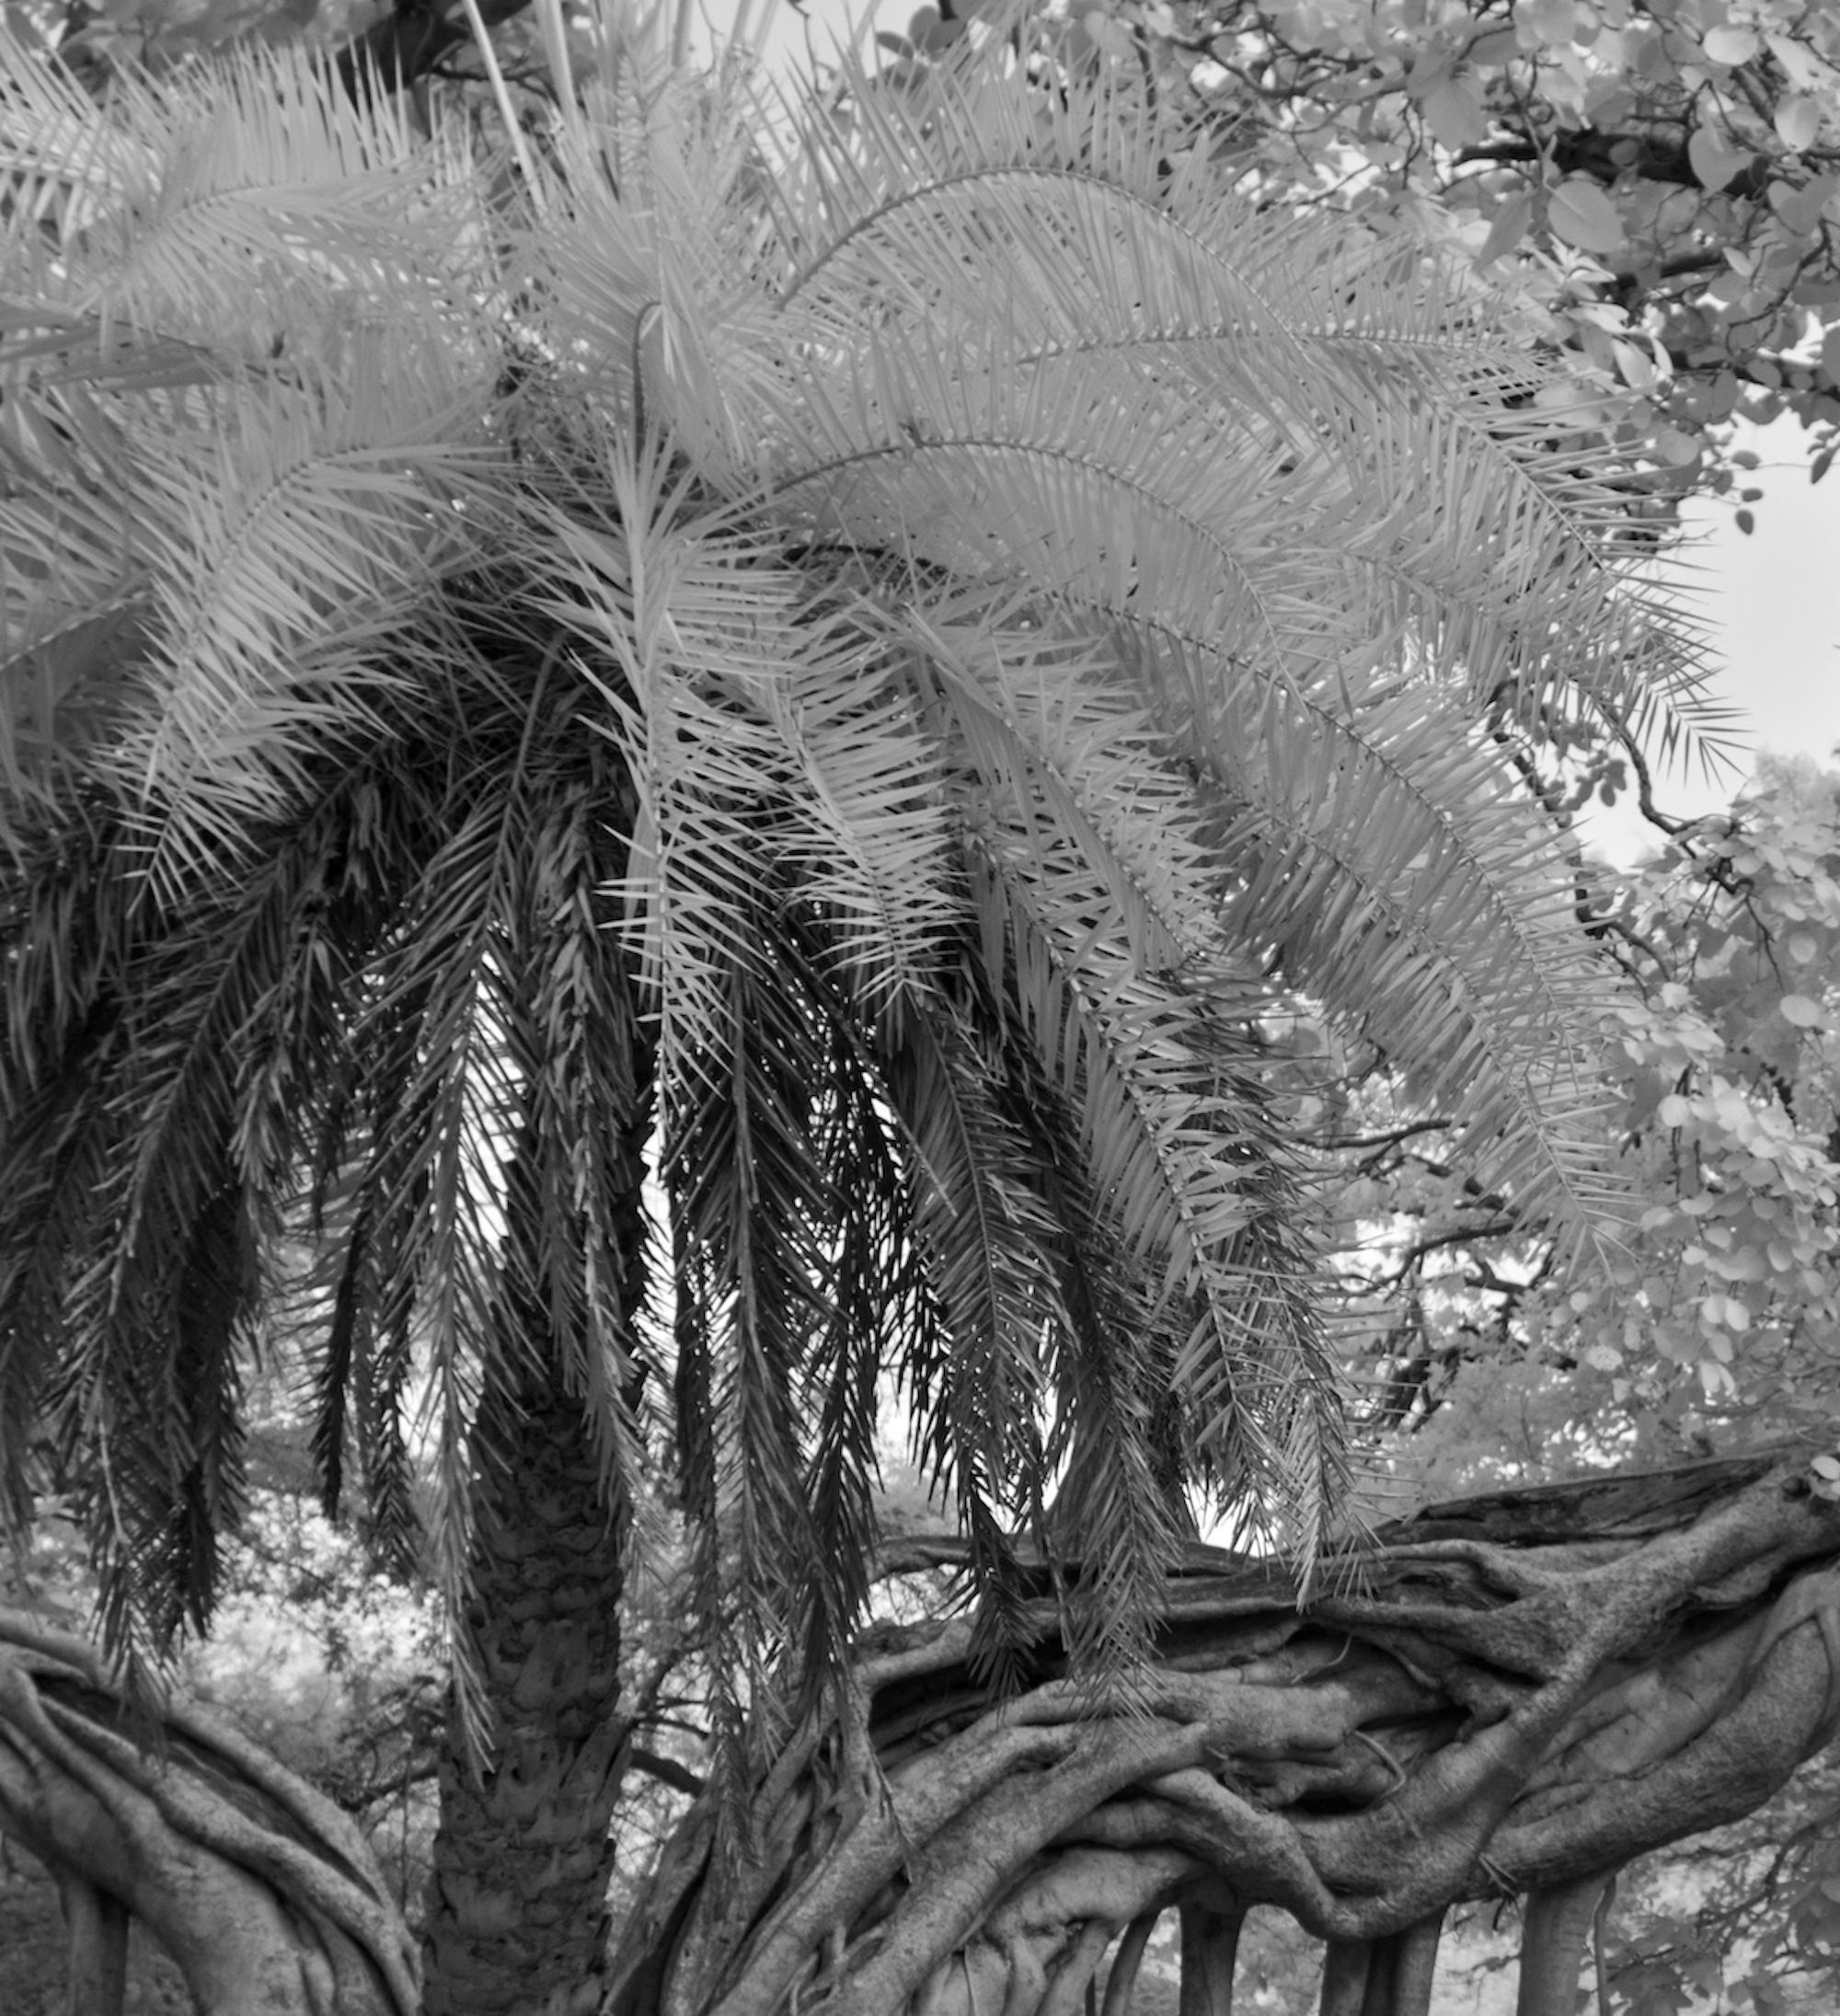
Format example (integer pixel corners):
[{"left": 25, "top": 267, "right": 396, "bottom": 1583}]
[{"left": 334, "top": 0, "right": 532, "bottom": 102}]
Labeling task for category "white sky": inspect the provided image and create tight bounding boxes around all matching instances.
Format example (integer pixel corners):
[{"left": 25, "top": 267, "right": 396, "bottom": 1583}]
[
  {"left": 1578, "top": 428, "right": 1840, "bottom": 864},
  {"left": 695, "top": 0, "right": 1840, "bottom": 865},
  {"left": 1697, "top": 449, "right": 1840, "bottom": 775}
]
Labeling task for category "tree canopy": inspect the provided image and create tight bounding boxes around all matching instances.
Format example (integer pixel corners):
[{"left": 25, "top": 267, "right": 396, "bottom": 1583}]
[
  {"left": 0, "top": 4, "right": 1828, "bottom": 2013},
  {"left": 0, "top": 0, "right": 1710, "bottom": 1685},
  {"left": 25, "top": 0, "right": 1840, "bottom": 508}
]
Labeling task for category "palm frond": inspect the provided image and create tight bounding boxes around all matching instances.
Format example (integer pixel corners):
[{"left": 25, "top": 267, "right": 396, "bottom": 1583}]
[
  {"left": 501, "top": 779, "right": 654, "bottom": 1495},
  {"left": 665, "top": 951, "right": 835, "bottom": 1731},
  {"left": 112, "top": 343, "right": 496, "bottom": 897},
  {"left": 886, "top": 1004, "right": 1061, "bottom": 1552},
  {"left": 538, "top": 436, "right": 957, "bottom": 1058},
  {"left": 0, "top": 8, "right": 1714, "bottom": 1711},
  {"left": 6, "top": 39, "right": 469, "bottom": 341}
]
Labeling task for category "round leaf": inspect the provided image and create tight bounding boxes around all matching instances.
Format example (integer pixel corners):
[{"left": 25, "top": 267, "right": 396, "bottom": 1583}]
[
  {"left": 1776, "top": 96, "right": 1822, "bottom": 153},
  {"left": 1477, "top": 191, "right": 1534, "bottom": 265},
  {"left": 1548, "top": 179, "right": 1625, "bottom": 255},
  {"left": 1780, "top": 992, "right": 1823, "bottom": 1027},
  {"left": 1423, "top": 75, "right": 1488, "bottom": 152},
  {"left": 1688, "top": 124, "right": 1747, "bottom": 194},
  {"left": 1079, "top": 8, "right": 1134, "bottom": 56},
  {"left": 1522, "top": 0, "right": 1575, "bottom": 44},
  {"left": 1702, "top": 24, "right": 1758, "bottom": 65}
]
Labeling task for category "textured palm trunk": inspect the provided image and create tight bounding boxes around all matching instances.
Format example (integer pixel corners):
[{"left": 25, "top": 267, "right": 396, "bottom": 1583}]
[
  {"left": 416, "top": 810, "right": 653, "bottom": 2016},
  {"left": 419, "top": 1374, "right": 629, "bottom": 2016}
]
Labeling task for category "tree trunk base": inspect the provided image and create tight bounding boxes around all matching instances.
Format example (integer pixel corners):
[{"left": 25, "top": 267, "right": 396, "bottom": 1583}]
[{"left": 9, "top": 1451, "right": 1840, "bottom": 2016}]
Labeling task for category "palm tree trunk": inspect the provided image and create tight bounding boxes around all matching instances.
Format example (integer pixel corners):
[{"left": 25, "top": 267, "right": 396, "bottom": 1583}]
[
  {"left": 419, "top": 1375, "right": 629, "bottom": 2016},
  {"left": 417, "top": 867, "right": 652, "bottom": 2016}
]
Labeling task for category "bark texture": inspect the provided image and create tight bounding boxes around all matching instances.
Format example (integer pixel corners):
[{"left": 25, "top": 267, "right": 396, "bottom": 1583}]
[
  {"left": 7, "top": 1451, "right": 1840, "bottom": 2016},
  {"left": 416, "top": 869, "right": 650, "bottom": 2016},
  {"left": 0, "top": 1609, "right": 417, "bottom": 2016},
  {"left": 609, "top": 1449, "right": 1840, "bottom": 2016},
  {"left": 420, "top": 1381, "right": 628, "bottom": 2016}
]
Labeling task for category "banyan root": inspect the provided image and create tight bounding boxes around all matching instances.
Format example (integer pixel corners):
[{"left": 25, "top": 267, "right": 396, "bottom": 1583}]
[{"left": 1515, "top": 1873, "right": 1616, "bottom": 2016}]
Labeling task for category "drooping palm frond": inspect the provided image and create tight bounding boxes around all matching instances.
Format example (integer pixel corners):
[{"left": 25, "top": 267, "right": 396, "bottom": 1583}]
[
  {"left": 0, "top": 37, "right": 500, "bottom": 890},
  {"left": 536, "top": 437, "right": 957, "bottom": 1065},
  {"left": 528, "top": 439, "right": 1320, "bottom": 1662},
  {"left": 0, "top": 7, "right": 1708, "bottom": 1711},
  {"left": 511, "top": 19, "right": 1711, "bottom": 1645},
  {"left": 0, "top": 800, "right": 318, "bottom": 1684},
  {"left": 710, "top": 54, "right": 1708, "bottom": 1248},
  {"left": 115, "top": 350, "right": 494, "bottom": 890}
]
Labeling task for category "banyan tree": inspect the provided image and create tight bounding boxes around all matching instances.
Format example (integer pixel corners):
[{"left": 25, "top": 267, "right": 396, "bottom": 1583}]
[{"left": 5, "top": 1448, "right": 1840, "bottom": 2015}]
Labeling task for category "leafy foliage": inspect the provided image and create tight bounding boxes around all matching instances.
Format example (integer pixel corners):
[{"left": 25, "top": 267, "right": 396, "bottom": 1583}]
[
  {"left": 0, "top": 0, "right": 1701, "bottom": 1753},
  {"left": 876, "top": 0, "right": 1840, "bottom": 507},
  {"left": 14, "top": 0, "right": 1840, "bottom": 547},
  {"left": 1328, "top": 755, "right": 1840, "bottom": 1500}
]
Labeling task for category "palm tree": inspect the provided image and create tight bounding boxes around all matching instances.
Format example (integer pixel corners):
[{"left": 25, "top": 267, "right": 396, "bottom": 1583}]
[{"left": 0, "top": 7, "right": 1709, "bottom": 2011}]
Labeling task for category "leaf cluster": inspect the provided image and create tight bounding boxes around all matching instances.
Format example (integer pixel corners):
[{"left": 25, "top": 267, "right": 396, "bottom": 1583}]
[
  {"left": 880, "top": 0, "right": 1840, "bottom": 496},
  {"left": 1327, "top": 756, "right": 1840, "bottom": 1496}
]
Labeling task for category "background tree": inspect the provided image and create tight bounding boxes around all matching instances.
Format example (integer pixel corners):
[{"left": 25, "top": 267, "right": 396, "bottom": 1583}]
[
  {"left": 1291, "top": 755, "right": 1840, "bottom": 2012},
  {"left": 1329, "top": 754, "right": 1840, "bottom": 1480}
]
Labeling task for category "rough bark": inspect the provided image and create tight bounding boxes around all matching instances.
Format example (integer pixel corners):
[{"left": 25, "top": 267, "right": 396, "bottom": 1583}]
[
  {"left": 420, "top": 1379, "right": 628, "bottom": 2016},
  {"left": 9, "top": 1451, "right": 1840, "bottom": 2016},
  {"left": 1515, "top": 1872, "right": 1614, "bottom": 2016},
  {"left": 55, "top": 1867, "right": 128, "bottom": 2015},
  {"left": 416, "top": 854, "right": 651, "bottom": 2016},
  {"left": 0, "top": 1609, "right": 418, "bottom": 2016},
  {"left": 1176, "top": 1903, "right": 1241, "bottom": 2016},
  {"left": 609, "top": 1449, "right": 1840, "bottom": 2016}
]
